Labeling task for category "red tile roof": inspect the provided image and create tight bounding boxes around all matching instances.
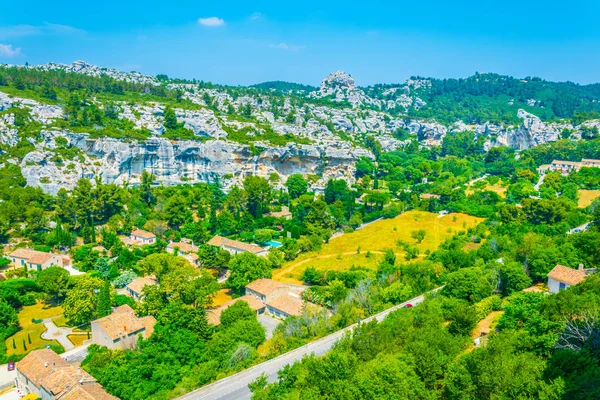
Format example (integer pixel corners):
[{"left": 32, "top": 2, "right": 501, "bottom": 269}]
[
  {"left": 207, "top": 235, "right": 267, "bottom": 254},
  {"left": 130, "top": 229, "right": 156, "bottom": 239},
  {"left": 246, "top": 278, "right": 288, "bottom": 296},
  {"left": 548, "top": 265, "right": 588, "bottom": 286}
]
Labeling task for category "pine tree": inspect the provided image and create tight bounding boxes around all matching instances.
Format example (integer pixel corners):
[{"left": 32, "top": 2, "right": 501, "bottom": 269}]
[
  {"left": 28, "top": 333, "right": 31, "bottom": 344},
  {"left": 97, "top": 281, "right": 112, "bottom": 318},
  {"left": 22, "top": 339, "right": 27, "bottom": 351},
  {"left": 12, "top": 338, "right": 16, "bottom": 349}
]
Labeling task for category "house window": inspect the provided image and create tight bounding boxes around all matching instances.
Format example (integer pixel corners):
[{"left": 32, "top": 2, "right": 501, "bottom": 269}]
[{"left": 559, "top": 282, "right": 566, "bottom": 291}]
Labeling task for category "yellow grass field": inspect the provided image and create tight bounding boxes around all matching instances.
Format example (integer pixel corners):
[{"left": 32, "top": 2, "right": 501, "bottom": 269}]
[
  {"left": 273, "top": 211, "right": 484, "bottom": 284},
  {"left": 578, "top": 189, "right": 600, "bottom": 208},
  {"left": 211, "top": 289, "right": 233, "bottom": 307},
  {"left": 465, "top": 183, "right": 507, "bottom": 198},
  {"left": 67, "top": 334, "right": 88, "bottom": 347},
  {"left": 5, "top": 302, "right": 62, "bottom": 356}
]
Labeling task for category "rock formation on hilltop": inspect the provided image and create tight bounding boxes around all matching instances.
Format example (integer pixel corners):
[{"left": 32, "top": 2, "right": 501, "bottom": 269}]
[{"left": 1, "top": 62, "right": 599, "bottom": 194}]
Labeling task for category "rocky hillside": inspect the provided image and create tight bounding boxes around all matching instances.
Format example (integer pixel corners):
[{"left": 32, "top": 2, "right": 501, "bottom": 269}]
[{"left": 0, "top": 62, "right": 599, "bottom": 194}]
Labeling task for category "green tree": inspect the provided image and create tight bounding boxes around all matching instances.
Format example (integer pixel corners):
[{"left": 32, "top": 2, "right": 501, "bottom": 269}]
[
  {"left": 163, "top": 106, "right": 179, "bottom": 130},
  {"left": 285, "top": 174, "right": 308, "bottom": 200},
  {"left": 227, "top": 253, "right": 272, "bottom": 294},
  {"left": 36, "top": 266, "right": 70, "bottom": 300},
  {"left": 94, "top": 257, "right": 111, "bottom": 280},
  {"left": 411, "top": 229, "right": 427, "bottom": 244},
  {"left": 63, "top": 275, "right": 104, "bottom": 325},
  {"left": 97, "top": 281, "right": 112, "bottom": 318}
]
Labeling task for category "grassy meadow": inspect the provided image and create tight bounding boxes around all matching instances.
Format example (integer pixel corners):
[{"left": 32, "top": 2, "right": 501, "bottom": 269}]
[
  {"left": 578, "top": 189, "right": 600, "bottom": 208},
  {"left": 273, "top": 211, "right": 484, "bottom": 284}
]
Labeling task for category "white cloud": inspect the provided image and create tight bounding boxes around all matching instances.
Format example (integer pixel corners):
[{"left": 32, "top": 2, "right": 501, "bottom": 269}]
[
  {"left": 43, "top": 22, "right": 85, "bottom": 35},
  {"left": 270, "top": 42, "right": 306, "bottom": 51},
  {"left": 250, "top": 12, "right": 262, "bottom": 20},
  {"left": 270, "top": 42, "right": 289, "bottom": 50},
  {"left": 0, "top": 23, "right": 84, "bottom": 39},
  {"left": 198, "top": 17, "right": 225, "bottom": 27},
  {"left": 0, "top": 44, "right": 22, "bottom": 57}
]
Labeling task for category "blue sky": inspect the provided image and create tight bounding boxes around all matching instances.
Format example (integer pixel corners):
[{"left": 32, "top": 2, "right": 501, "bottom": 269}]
[{"left": 1, "top": 0, "right": 599, "bottom": 86}]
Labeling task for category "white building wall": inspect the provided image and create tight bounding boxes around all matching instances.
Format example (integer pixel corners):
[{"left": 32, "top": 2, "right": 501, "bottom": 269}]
[{"left": 548, "top": 277, "right": 570, "bottom": 294}]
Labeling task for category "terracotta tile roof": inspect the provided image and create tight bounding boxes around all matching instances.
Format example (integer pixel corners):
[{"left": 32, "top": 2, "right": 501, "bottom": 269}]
[
  {"left": 130, "top": 229, "right": 156, "bottom": 239},
  {"left": 9, "top": 248, "right": 39, "bottom": 259},
  {"left": 61, "top": 383, "right": 119, "bottom": 400},
  {"left": 9, "top": 248, "right": 57, "bottom": 265},
  {"left": 207, "top": 236, "right": 267, "bottom": 254},
  {"left": 112, "top": 304, "right": 135, "bottom": 314},
  {"left": 140, "top": 315, "right": 157, "bottom": 337},
  {"left": 40, "top": 365, "right": 95, "bottom": 398},
  {"left": 28, "top": 252, "right": 55, "bottom": 265},
  {"left": 267, "top": 294, "right": 305, "bottom": 317},
  {"left": 246, "top": 279, "right": 288, "bottom": 296},
  {"left": 126, "top": 276, "right": 157, "bottom": 295},
  {"left": 420, "top": 193, "right": 441, "bottom": 199},
  {"left": 16, "top": 349, "right": 69, "bottom": 387},
  {"left": 207, "top": 295, "right": 266, "bottom": 326},
  {"left": 268, "top": 206, "right": 292, "bottom": 218},
  {"left": 184, "top": 253, "right": 199, "bottom": 261},
  {"left": 548, "top": 265, "right": 588, "bottom": 286},
  {"left": 167, "top": 241, "right": 198, "bottom": 253},
  {"left": 93, "top": 306, "right": 153, "bottom": 341},
  {"left": 551, "top": 160, "right": 580, "bottom": 166}
]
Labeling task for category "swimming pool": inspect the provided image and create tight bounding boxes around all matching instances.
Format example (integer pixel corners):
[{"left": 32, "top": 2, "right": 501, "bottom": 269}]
[{"left": 265, "top": 240, "right": 283, "bottom": 248}]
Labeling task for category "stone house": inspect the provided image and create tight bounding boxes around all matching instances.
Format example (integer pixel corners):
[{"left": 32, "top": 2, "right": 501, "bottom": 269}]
[
  {"left": 15, "top": 348, "right": 117, "bottom": 400},
  {"left": 266, "top": 294, "right": 306, "bottom": 319},
  {"left": 8, "top": 248, "right": 65, "bottom": 272},
  {"left": 207, "top": 235, "right": 269, "bottom": 257},
  {"left": 121, "top": 229, "right": 156, "bottom": 246},
  {"left": 91, "top": 304, "right": 156, "bottom": 350},
  {"left": 126, "top": 275, "right": 158, "bottom": 300},
  {"left": 547, "top": 264, "right": 594, "bottom": 293},
  {"left": 245, "top": 279, "right": 290, "bottom": 303},
  {"left": 166, "top": 238, "right": 199, "bottom": 266},
  {"left": 267, "top": 206, "right": 293, "bottom": 220}
]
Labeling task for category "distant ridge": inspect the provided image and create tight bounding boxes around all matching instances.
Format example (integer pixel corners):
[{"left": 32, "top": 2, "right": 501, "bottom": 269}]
[{"left": 251, "top": 80, "right": 317, "bottom": 92}]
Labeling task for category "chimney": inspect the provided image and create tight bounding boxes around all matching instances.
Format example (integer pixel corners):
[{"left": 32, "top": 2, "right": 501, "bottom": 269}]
[
  {"left": 579, "top": 264, "right": 584, "bottom": 271},
  {"left": 44, "top": 362, "right": 48, "bottom": 368}
]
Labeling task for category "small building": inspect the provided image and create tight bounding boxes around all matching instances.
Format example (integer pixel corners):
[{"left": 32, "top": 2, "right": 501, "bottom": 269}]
[
  {"left": 15, "top": 348, "right": 117, "bottom": 400},
  {"left": 267, "top": 206, "right": 293, "bottom": 220},
  {"left": 91, "top": 304, "right": 156, "bottom": 350},
  {"left": 166, "top": 239, "right": 199, "bottom": 266},
  {"left": 126, "top": 276, "right": 158, "bottom": 300},
  {"left": 547, "top": 264, "right": 593, "bottom": 293},
  {"left": 206, "top": 295, "right": 267, "bottom": 326},
  {"left": 420, "top": 193, "right": 441, "bottom": 200},
  {"left": 580, "top": 158, "right": 600, "bottom": 168},
  {"left": 8, "top": 248, "right": 65, "bottom": 272},
  {"left": 245, "top": 278, "right": 290, "bottom": 303},
  {"left": 266, "top": 293, "right": 305, "bottom": 318},
  {"left": 550, "top": 160, "right": 581, "bottom": 174},
  {"left": 121, "top": 229, "right": 156, "bottom": 247},
  {"left": 207, "top": 235, "right": 269, "bottom": 257}
]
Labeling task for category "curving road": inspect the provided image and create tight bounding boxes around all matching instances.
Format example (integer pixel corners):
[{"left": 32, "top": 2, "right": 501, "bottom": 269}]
[{"left": 176, "top": 289, "right": 440, "bottom": 400}]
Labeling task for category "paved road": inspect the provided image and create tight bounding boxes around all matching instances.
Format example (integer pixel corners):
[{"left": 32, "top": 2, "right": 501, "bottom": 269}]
[
  {"left": 62, "top": 343, "right": 90, "bottom": 364},
  {"left": 176, "top": 289, "right": 439, "bottom": 400}
]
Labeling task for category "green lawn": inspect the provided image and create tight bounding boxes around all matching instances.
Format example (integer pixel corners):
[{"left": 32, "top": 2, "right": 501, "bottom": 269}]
[{"left": 5, "top": 302, "right": 62, "bottom": 356}]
